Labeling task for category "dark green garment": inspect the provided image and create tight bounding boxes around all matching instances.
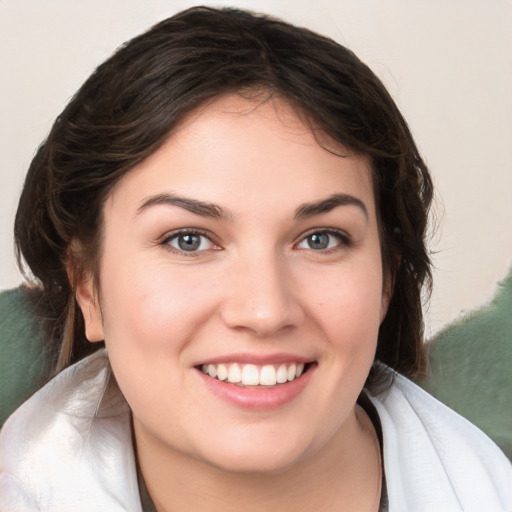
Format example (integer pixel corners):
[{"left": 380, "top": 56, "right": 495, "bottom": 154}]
[
  {"left": 0, "top": 287, "right": 52, "bottom": 426},
  {"left": 419, "top": 269, "right": 512, "bottom": 458},
  {"left": 138, "top": 472, "right": 157, "bottom": 512}
]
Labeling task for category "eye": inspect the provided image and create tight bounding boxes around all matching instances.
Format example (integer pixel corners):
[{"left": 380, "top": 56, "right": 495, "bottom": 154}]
[
  {"left": 163, "top": 231, "right": 217, "bottom": 253},
  {"left": 296, "top": 230, "right": 350, "bottom": 251}
]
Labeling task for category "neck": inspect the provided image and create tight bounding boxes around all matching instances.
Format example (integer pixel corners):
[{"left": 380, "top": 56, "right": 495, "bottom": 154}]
[{"left": 134, "top": 406, "right": 382, "bottom": 512}]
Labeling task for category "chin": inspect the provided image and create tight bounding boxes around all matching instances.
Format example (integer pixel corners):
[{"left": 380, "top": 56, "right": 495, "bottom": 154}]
[
  {"left": 206, "top": 453, "right": 304, "bottom": 476},
  {"left": 197, "top": 433, "right": 315, "bottom": 476}
]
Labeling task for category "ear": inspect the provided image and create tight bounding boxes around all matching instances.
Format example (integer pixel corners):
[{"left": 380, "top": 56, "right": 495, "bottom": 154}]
[{"left": 75, "top": 272, "right": 104, "bottom": 343}]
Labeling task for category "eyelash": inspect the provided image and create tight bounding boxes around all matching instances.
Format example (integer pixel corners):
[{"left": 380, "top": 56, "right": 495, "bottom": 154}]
[
  {"left": 159, "top": 228, "right": 352, "bottom": 256},
  {"left": 160, "top": 229, "right": 219, "bottom": 256},
  {"left": 294, "top": 229, "right": 353, "bottom": 253}
]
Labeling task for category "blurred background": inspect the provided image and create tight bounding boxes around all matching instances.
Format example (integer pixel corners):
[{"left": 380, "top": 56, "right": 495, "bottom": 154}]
[{"left": 1, "top": 0, "right": 511, "bottom": 337}]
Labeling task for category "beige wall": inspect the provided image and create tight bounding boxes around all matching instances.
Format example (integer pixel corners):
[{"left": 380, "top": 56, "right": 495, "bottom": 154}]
[{"left": 1, "top": 0, "right": 511, "bottom": 335}]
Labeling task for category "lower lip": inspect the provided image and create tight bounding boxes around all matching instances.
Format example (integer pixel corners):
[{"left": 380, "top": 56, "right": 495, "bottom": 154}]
[{"left": 196, "top": 366, "right": 314, "bottom": 411}]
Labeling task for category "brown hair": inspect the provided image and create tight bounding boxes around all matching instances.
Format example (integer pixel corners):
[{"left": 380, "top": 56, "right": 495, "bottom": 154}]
[{"left": 14, "top": 6, "right": 433, "bottom": 388}]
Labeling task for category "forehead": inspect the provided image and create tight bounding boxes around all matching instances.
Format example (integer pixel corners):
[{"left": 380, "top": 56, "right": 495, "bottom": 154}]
[{"left": 105, "top": 94, "right": 376, "bottom": 219}]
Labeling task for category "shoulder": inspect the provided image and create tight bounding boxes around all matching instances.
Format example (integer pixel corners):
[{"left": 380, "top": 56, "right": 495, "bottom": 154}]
[
  {"left": 369, "top": 371, "right": 512, "bottom": 512},
  {"left": 0, "top": 350, "right": 141, "bottom": 512}
]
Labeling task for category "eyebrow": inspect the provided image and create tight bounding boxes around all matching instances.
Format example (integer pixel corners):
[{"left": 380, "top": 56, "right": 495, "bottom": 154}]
[
  {"left": 137, "top": 191, "right": 368, "bottom": 221},
  {"left": 294, "top": 193, "right": 368, "bottom": 220},
  {"left": 137, "top": 193, "right": 233, "bottom": 220}
]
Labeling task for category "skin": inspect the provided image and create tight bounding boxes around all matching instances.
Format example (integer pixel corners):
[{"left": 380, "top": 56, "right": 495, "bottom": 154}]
[{"left": 76, "top": 94, "right": 389, "bottom": 511}]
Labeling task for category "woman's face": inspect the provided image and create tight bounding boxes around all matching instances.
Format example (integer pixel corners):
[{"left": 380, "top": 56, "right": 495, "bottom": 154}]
[{"left": 77, "top": 94, "right": 389, "bottom": 474}]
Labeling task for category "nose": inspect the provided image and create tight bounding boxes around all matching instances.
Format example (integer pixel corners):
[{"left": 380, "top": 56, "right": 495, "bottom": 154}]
[{"left": 219, "top": 253, "right": 304, "bottom": 337}]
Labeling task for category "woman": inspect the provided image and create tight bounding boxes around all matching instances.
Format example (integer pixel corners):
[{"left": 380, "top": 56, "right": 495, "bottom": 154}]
[{"left": 0, "top": 7, "right": 510, "bottom": 511}]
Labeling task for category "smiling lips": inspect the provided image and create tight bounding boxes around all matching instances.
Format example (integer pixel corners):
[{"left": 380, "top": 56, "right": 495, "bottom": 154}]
[
  {"left": 201, "top": 362, "right": 306, "bottom": 387},
  {"left": 197, "top": 359, "right": 315, "bottom": 410}
]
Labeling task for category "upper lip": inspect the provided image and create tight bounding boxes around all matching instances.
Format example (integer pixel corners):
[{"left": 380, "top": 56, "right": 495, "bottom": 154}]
[{"left": 195, "top": 352, "right": 314, "bottom": 367}]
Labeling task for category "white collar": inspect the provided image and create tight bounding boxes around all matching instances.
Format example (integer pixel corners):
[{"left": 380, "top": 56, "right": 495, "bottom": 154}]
[{"left": 0, "top": 349, "right": 142, "bottom": 511}]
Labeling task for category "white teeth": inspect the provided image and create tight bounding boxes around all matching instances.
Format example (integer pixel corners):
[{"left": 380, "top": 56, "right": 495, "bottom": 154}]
[
  {"left": 241, "top": 364, "right": 259, "bottom": 385},
  {"left": 276, "top": 364, "right": 288, "bottom": 384},
  {"left": 207, "top": 364, "right": 217, "bottom": 379},
  {"left": 201, "top": 361, "right": 308, "bottom": 386},
  {"left": 287, "top": 363, "right": 297, "bottom": 382},
  {"left": 227, "top": 363, "right": 242, "bottom": 383},
  {"left": 217, "top": 364, "right": 228, "bottom": 381},
  {"left": 259, "top": 365, "right": 277, "bottom": 386}
]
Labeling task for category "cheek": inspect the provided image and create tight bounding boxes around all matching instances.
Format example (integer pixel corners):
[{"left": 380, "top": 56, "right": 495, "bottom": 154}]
[
  {"left": 302, "top": 258, "right": 384, "bottom": 360},
  {"left": 97, "top": 262, "right": 207, "bottom": 415},
  {"left": 308, "top": 263, "right": 384, "bottom": 326},
  {"left": 98, "top": 255, "right": 220, "bottom": 357}
]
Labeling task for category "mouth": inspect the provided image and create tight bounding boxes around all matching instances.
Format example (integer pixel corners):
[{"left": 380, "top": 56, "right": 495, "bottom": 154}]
[
  {"left": 197, "top": 361, "right": 316, "bottom": 388},
  {"left": 195, "top": 358, "right": 317, "bottom": 410}
]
